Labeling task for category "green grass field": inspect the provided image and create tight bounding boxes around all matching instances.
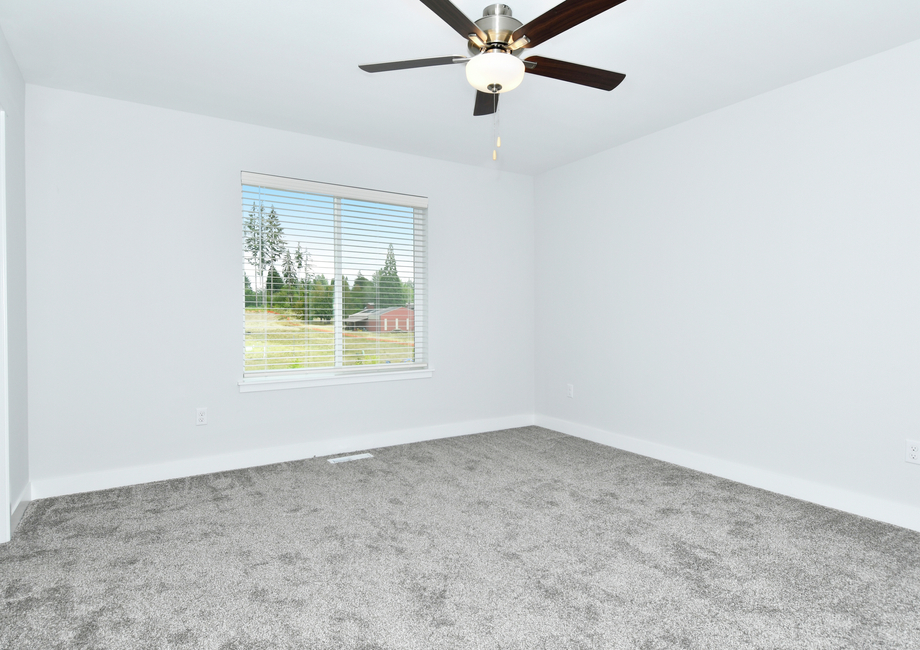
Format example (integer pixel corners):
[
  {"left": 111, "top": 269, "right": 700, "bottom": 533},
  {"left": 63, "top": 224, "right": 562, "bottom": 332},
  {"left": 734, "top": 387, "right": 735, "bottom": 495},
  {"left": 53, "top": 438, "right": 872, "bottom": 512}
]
[{"left": 244, "top": 309, "right": 416, "bottom": 372}]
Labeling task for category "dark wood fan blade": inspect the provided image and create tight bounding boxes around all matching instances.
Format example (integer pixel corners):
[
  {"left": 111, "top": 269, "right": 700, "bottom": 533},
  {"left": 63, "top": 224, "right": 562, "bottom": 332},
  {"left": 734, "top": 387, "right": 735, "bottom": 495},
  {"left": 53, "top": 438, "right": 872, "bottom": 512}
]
[
  {"left": 473, "top": 91, "right": 499, "bottom": 116},
  {"left": 359, "top": 56, "right": 467, "bottom": 73},
  {"left": 512, "top": 0, "right": 628, "bottom": 48},
  {"left": 524, "top": 56, "right": 625, "bottom": 91},
  {"left": 419, "top": 0, "right": 488, "bottom": 42}
]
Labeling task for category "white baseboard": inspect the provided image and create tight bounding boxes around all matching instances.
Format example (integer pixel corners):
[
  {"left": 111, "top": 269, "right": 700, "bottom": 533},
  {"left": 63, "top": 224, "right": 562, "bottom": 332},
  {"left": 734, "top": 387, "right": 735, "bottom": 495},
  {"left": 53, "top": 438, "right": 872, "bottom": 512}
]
[
  {"left": 29, "top": 413, "right": 536, "bottom": 500},
  {"left": 10, "top": 482, "right": 30, "bottom": 533},
  {"left": 536, "top": 414, "right": 920, "bottom": 533}
]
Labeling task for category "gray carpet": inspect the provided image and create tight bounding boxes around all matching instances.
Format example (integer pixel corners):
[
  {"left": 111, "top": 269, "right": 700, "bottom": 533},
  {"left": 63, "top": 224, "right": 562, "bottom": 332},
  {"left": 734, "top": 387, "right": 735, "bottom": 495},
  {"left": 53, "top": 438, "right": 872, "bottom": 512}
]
[{"left": 1, "top": 427, "right": 918, "bottom": 649}]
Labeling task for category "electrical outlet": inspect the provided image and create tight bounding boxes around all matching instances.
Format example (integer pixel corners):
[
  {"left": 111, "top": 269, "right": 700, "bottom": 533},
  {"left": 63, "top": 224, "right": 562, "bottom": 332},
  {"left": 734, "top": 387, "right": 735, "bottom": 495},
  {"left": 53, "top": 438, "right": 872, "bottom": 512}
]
[
  {"left": 907, "top": 439, "right": 920, "bottom": 465},
  {"left": 196, "top": 408, "right": 208, "bottom": 426},
  {"left": 567, "top": 384, "right": 574, "bottom": 398}
]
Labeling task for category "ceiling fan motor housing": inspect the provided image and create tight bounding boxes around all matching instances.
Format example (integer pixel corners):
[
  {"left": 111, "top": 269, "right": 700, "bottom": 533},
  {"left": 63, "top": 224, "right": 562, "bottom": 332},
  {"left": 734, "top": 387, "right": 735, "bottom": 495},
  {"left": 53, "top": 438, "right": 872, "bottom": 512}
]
[{"left": 467, "top": 4, "right": 524, "bottom": 57}]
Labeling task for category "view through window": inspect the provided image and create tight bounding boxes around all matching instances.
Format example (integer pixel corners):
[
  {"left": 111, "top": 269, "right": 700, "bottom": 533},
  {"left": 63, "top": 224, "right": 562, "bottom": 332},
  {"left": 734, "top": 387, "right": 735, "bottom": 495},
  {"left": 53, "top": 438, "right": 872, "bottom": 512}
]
[{"left": 241, "top": 173, "right": 427, "bottom": 377}]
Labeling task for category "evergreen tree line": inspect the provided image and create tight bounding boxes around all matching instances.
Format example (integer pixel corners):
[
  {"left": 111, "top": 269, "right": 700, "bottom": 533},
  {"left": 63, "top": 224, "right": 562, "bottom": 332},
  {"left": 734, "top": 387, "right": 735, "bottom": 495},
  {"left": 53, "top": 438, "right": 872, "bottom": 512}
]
[{"left": 244, "top": 202, "right": 413, "bottom": 321}]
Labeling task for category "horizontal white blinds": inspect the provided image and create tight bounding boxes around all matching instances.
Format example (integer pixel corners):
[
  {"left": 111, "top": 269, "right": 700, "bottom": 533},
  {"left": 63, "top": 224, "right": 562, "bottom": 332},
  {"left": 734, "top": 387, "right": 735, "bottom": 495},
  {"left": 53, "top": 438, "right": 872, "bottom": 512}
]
[{"left": 242, "top": 173, "right": 427, "bottom": 377}]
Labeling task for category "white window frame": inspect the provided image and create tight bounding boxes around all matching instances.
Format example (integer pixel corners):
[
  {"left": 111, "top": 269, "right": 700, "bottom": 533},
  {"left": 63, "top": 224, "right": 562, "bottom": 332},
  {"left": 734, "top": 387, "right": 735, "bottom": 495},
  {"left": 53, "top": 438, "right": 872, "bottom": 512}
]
[{"left": 238, "top": 172, "right": 431, "bottom": 392}]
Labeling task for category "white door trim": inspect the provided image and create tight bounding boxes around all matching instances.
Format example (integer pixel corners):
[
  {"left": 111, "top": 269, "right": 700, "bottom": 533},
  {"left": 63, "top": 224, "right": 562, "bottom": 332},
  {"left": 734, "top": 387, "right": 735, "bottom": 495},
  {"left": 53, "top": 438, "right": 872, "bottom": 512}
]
[{"left": 0, "top": 107, "right": 10, "bottom": 543}]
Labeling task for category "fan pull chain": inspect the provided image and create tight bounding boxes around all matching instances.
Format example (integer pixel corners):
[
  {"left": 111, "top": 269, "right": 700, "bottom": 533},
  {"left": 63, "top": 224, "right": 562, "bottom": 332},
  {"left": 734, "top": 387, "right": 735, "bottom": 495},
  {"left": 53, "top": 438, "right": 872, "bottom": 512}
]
[{"left": 492, "top": 94, "right": 500, "bottom": 161}]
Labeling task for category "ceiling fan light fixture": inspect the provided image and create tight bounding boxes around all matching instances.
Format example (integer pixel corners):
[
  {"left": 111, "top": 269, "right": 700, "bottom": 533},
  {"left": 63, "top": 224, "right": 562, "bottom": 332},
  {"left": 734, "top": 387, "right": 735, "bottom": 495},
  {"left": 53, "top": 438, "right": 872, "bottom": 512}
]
[{"left": 465, "top": 51, "right": 524, "bottom": 94}]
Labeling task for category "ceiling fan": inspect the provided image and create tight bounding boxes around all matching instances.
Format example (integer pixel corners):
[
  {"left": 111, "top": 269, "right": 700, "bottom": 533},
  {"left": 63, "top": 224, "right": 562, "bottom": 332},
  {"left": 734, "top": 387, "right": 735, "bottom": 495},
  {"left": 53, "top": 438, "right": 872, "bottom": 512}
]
[{"left": 359, "top": 0, "right": 628, "bottom": 116}]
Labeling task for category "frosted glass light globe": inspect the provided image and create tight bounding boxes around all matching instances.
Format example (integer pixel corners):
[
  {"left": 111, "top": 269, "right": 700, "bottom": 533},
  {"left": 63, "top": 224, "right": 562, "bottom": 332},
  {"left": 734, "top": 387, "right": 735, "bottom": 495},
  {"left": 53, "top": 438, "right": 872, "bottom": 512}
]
[{"left": 465, "top": 51, "right": 525, "bottom": 94}]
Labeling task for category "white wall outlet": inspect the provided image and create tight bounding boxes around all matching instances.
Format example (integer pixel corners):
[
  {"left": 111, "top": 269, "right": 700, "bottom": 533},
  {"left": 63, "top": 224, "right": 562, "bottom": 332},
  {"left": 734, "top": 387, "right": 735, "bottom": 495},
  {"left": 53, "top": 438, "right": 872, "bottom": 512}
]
[
  {"left": 196, "top": 407, "right": 208, "bottom": 426},
  {"left": 566, "top": 384, "right": 574, "bottom": 398},
  {"left": 907, "top": 439, "right": 920, "bottom": 465}
]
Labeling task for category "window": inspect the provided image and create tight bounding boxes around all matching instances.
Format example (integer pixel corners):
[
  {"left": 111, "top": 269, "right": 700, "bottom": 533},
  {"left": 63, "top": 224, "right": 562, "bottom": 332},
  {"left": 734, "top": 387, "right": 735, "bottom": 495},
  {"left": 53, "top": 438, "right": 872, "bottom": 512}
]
[{"left": 240, "top": 172, "right": 428, "bottom": 390}]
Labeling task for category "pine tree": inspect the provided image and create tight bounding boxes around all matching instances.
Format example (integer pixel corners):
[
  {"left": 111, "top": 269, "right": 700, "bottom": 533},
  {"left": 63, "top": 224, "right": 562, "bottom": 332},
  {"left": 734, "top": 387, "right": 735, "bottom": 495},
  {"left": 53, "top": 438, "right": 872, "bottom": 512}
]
[
  {"left": 343, "top": 275, "right": 364, "bottom": 316},
  {"left": 244, "top": 203, "right": 287, "bottom": 308},
  {"left": 282, "top": 249, "right": 297, "bottom": 286},
  {"left": 244, "top": 202, "right": 266, "bottom": 307},
  {"left": 294, "top": 243, "right": 313, "bottom": 319},
  {"left": 382, "top": 243, "right": 399, "bottom": 276},
  {"left": 266, "top": 265, "right": 284, "bottom": 307},
  {"left": 264, "top": 208, "right": 286, "bottom": 264},
  {"left": 376, "top": 244, "right": 403, "bottom": 308},
  {"left": 310, "top": 275, "right": 334, "bottom": 321},
  {"left": 294, "top": 243, "right": 312, "bottom": 283},
  {"left": 403, "top": 280, "right": 414, "bottom": 307},
  {"left": 352, "top": 272, "right": 374, "bottom": 311},
  {"left": 244, "top": 273, "right": 258, "bottom": 308},
  {"left": 265, "top": 208, "right": 285, "bottom": 307}
]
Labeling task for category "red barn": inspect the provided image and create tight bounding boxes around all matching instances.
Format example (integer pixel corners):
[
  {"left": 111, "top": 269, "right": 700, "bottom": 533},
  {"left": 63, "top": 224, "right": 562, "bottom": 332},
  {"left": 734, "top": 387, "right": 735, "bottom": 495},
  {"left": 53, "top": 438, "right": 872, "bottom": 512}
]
[{"left": 344, "top": 306, "right": 415, "bottom": 333}]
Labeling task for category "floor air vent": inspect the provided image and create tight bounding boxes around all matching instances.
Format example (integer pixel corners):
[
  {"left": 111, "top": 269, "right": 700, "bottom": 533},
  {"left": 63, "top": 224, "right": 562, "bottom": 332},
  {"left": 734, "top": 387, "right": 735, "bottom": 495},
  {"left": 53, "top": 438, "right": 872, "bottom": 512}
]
[{"left": 328, "top": 453, "right": 374, "bottom": 464}]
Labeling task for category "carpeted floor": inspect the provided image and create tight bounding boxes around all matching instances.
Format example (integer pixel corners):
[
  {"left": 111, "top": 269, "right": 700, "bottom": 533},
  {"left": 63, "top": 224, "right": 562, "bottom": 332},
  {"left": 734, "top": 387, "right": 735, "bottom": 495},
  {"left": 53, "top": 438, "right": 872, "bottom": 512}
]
[{"left": 1, "top": 426, "right": 919, "bottom": 649}]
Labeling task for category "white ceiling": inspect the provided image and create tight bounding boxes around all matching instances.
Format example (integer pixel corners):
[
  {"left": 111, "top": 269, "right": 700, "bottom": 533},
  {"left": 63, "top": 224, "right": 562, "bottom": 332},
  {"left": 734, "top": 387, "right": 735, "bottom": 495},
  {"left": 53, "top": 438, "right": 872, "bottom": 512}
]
[{"left": 2, "top": 0, "right": 920, "bottom": 175}]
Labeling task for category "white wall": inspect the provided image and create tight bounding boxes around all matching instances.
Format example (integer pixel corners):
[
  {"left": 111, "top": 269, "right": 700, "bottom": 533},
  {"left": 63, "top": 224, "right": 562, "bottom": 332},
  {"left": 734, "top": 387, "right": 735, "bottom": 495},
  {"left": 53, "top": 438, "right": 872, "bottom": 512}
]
[
  {"left": 0, "top": 26, "right": 28, "bottom": 538},
  {"left": 25, "top": 86, "right": 534, "bottom": 494},
  {"left": 534, "top": 39, "right": 920, "bottom": 528}
]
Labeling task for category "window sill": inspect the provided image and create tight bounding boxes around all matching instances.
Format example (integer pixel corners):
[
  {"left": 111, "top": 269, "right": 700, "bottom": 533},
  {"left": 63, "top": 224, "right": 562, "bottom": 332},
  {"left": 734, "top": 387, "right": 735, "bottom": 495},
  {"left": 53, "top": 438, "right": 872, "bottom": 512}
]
[{"left": 238, "top": 368, "right": 433, "bottom": 392}]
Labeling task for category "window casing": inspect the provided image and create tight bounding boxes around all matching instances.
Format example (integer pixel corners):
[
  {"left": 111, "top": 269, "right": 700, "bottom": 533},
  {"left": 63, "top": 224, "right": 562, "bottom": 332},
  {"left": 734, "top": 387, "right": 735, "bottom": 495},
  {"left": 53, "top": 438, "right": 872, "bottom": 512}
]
[{"left": 240, "top": 172, "right": 427, "bottom": 387}]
